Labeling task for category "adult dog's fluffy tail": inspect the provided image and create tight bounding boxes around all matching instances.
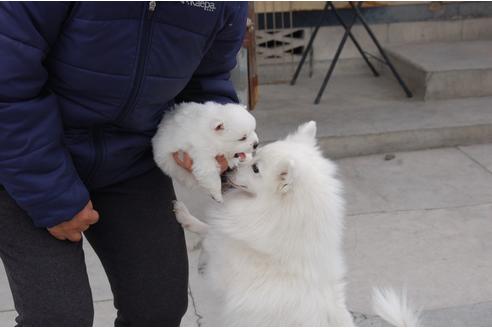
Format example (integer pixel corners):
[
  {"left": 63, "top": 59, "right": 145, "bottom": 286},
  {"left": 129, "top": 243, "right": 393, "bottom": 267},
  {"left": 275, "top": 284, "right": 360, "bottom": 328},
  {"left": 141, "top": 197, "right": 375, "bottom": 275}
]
[{"left": 372, "top": 287, "right": 421, "bottom": 327}]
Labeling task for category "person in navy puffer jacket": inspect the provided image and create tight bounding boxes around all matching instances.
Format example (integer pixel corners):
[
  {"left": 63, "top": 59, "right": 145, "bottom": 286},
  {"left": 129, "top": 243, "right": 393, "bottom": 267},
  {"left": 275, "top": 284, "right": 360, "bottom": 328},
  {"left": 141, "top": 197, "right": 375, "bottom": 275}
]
[{"left": 0, "top": 2, "right": 247, "bottom": 326}]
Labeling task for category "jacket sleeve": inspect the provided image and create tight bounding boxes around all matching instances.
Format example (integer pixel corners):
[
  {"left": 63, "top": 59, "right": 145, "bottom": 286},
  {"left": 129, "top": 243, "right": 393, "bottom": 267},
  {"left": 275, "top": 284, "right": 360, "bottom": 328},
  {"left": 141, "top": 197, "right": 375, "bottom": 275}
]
[
  {"left": 175, "top": 2, "right": 248, "bottom": 104},
  {"left": 0, "top": 2, "right": 90, "bottom": 228}
]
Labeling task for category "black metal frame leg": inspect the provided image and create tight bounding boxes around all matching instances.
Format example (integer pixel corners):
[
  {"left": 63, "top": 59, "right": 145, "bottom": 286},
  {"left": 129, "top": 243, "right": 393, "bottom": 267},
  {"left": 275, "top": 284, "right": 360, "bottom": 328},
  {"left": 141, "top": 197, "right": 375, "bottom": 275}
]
[
  {"left": 329, "top": 2, "right": 379, "bottom": 77},
  {"left": 291, "top": 1, "right": 379, "bottom": 85},
  {"left": 290, "top": 1, "right": 412, "bottom": 103},
  {"left": 314, "top": 2, "right": 362, "bottom": 104},
  {"left": 349, "top": 2, "right": 412, "bottom": 97},
  {"left": 290, "top": 2, "right": 330, "bottom": 85}
]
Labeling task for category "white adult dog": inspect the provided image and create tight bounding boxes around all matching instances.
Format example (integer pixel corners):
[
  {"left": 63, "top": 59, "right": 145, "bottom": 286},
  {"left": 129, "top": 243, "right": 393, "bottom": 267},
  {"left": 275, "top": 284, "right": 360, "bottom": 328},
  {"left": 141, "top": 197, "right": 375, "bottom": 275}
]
[
  {"left": 174, "top": 121, "right": 420, "bottom": 326},
  {"left": 152, "top": 101, "right": 258, "bottom": 202}
]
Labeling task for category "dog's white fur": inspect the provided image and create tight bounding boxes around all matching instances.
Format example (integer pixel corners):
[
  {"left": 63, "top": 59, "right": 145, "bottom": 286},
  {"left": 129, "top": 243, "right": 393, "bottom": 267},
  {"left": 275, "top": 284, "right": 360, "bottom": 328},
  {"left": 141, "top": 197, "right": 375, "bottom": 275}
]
[
  {"left": 152, "top": 101, "right": 258, "bottom": 202},
  {"left": 174, "top": 121, "right": 420, "bottom": 326}
]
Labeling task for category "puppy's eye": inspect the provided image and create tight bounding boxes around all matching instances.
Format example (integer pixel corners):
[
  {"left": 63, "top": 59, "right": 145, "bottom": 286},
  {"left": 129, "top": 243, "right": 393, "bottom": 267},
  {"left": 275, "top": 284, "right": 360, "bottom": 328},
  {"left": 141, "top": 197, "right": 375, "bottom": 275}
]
[
  {"left": 238, "top": 135, "right": 247, "bottom": 141},
  {"left": 252, "top": 163, "right": 259, "bottom": 174}
]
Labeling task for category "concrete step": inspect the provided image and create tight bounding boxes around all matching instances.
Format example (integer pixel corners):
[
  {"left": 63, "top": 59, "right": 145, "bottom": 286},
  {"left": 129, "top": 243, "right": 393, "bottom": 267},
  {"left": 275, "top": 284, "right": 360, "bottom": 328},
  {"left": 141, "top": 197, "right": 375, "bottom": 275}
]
[
  {"left": 254, "top": 73, "right": 492, "bottom": 159},
  {"left": 383, "top": 40, "right": 492, "bottom": 100}
]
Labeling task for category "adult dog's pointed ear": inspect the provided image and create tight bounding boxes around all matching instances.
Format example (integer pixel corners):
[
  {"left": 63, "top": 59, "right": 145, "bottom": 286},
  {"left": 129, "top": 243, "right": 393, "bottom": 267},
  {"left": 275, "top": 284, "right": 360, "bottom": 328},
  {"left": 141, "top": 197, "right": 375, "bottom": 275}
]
[
  {"left": 277, "top": 159, "right": 296, "bottom": 194},
  {"left": 287, "top": 121, "right": 317, "bottom": 145}
]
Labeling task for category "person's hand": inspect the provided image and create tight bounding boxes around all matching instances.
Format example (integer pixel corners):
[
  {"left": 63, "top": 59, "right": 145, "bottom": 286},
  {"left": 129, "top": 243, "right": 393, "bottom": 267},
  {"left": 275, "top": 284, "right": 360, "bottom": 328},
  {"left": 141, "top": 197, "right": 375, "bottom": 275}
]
[
  {"left": 215, "top": 155, "right": 229, "bottom": 174},
  {"left": 47, "top": 201, "right": 100, "bottom": 242},
  {"left": 173, "top": 151, "right": 228, "bottom": 174}
]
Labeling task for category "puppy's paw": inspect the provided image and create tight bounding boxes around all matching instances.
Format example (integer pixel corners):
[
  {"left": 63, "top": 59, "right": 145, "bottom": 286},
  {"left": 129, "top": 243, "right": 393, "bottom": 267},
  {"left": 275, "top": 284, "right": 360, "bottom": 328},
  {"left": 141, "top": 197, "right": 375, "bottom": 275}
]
[
  {"left": 173, "top": 200, "right": 192, "bottom": 226},
  {"left": 184, "top": 230, "right": 202, "bottom": 252}
]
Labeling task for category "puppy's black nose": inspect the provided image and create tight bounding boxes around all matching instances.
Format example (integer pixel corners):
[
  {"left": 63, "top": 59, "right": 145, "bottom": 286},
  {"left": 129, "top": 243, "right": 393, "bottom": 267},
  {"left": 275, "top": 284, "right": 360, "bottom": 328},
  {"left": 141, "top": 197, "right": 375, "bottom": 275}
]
[{"left": 253, "top": 142, "right": 259, "bottom": 149}]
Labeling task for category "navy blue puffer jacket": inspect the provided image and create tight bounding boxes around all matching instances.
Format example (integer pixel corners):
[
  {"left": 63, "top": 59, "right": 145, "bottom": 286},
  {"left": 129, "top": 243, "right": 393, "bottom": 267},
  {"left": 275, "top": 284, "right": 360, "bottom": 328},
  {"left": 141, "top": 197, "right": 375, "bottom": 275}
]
[{"left": 0, "top": 1, "right": 247, "bottom": 228}]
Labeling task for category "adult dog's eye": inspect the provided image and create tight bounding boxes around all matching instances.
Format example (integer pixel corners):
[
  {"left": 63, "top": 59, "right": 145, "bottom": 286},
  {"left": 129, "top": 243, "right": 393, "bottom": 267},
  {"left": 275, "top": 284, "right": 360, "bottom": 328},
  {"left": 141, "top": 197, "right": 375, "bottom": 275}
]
[
  {"left": 252, "top": 163, "right": 259, "bottom": 173},
  {"left": 238, "top": 135, "right": 247, "bottom": 141}
]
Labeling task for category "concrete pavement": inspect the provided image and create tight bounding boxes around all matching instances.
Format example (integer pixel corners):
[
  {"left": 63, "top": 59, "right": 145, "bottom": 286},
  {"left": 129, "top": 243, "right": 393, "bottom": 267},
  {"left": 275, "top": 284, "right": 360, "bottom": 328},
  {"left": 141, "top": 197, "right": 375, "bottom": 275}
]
[
  {"left": 253, "top": 73, "right": 492, "bottom": 159},
  {"left": 2, "top": 143, "right": 492, "bottom": 326}
]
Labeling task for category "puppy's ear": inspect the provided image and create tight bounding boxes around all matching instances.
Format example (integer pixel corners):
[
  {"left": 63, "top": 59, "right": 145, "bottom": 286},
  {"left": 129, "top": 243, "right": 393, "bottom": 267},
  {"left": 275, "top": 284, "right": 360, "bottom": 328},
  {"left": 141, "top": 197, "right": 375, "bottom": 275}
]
[
  {"left": 211, "top": 120, "right": 225, "bottom": 132},
  {"left": 277, "top": 159, "right": 295, "bottom": 194},
  {"left": 287, "top": 121, "right": 317, "bottom": 145}
]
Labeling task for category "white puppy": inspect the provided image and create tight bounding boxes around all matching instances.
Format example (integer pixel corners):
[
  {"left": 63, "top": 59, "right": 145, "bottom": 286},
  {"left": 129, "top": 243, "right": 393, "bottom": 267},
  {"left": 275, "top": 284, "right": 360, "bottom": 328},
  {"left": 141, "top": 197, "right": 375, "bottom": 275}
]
[
  {"left": 152, "top": 101, "right": 258, "bottom": 202},
  {"left": 174, "top": 121, "right": 420, "bottom": 326}
]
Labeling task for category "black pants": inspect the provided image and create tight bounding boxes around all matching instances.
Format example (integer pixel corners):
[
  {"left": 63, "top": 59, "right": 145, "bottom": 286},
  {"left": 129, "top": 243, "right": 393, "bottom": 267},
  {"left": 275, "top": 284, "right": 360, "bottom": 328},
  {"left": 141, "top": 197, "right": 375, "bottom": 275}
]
[{"left": 0, "top": 167, "right": 188, "bottom": 326}]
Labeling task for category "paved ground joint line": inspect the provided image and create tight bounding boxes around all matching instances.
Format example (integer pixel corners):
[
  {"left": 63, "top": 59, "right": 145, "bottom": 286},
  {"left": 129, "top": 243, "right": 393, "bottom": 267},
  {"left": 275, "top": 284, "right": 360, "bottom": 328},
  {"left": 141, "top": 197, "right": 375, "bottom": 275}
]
[
  {"left": 348, "top": 201, "right": 492, "bottom": 217},
  {"left": 457, "top": 146, "right": 492, "bottom": 176},
  {"left": 0, "top": 309, "right": 15, "bottom": 314},
  {"left": 93, "top": 298, "right": 114, "bottom": 304},
  {"left": 424, "top": 299, "right": 492, "bottom": 313}
]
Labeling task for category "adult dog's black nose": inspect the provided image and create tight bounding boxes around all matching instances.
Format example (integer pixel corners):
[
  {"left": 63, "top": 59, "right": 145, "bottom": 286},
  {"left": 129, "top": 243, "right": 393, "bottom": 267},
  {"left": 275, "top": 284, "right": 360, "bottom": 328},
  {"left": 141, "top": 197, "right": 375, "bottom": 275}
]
[{"left": 253, "top": 142, "right": 259, "bottom": 149}]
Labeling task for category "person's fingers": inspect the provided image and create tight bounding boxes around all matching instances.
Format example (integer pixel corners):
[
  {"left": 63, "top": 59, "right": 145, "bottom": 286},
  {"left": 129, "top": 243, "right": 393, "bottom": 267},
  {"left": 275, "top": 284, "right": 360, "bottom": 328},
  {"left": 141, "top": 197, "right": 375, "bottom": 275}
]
[
  {"left": 56, "top": 221, "right": 71, "bottom": 231},
  {"left": 48, "top": 229, "right": 67, "bottom": 241},
  {"left": 216, "top": 155, "right": 228, "bottom": 173},
  {"left": 47, "top": 226, "right": 77, "bottom": 242},
  {"left": 80, "top": 224, "right": 90, "bottom": 232},
  {"left": 83, "top": 216, "right": 97, "bottom": 225},
  {"left": 85, "top": 209, "right": 100, "bottom": 224},
  {"left": 92, "top": 209, "right": 100, "bottom": 222},
  {"left": 216, "top": 155, "right": 227, "bottom": 163},
  {"left": 67, "top": 231, "right": 82, "bottom": 242}
]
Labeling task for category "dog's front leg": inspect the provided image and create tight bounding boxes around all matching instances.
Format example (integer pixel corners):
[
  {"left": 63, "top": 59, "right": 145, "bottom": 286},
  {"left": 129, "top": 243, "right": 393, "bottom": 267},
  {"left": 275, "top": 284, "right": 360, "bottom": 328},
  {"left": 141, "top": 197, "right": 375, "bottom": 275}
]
[
  {"left": 326, "top": 282, "right": 354, "bottom": 326},
  {"left": 173, "top": 200, "right": 209, "bottom": 235},
  {"left": 173, "top": 201, "right": 211, "bottom": 272}
]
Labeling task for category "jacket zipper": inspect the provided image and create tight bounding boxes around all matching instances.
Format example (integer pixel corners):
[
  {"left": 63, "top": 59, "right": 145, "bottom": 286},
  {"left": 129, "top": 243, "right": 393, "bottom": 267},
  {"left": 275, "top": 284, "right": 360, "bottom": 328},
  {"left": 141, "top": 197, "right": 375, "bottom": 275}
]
[
  {"left": 88, "top": 2, "right": 155, "bottom": 183},
  {"left": 115, "top": 1, "right": 157, "bottom": 125}
]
